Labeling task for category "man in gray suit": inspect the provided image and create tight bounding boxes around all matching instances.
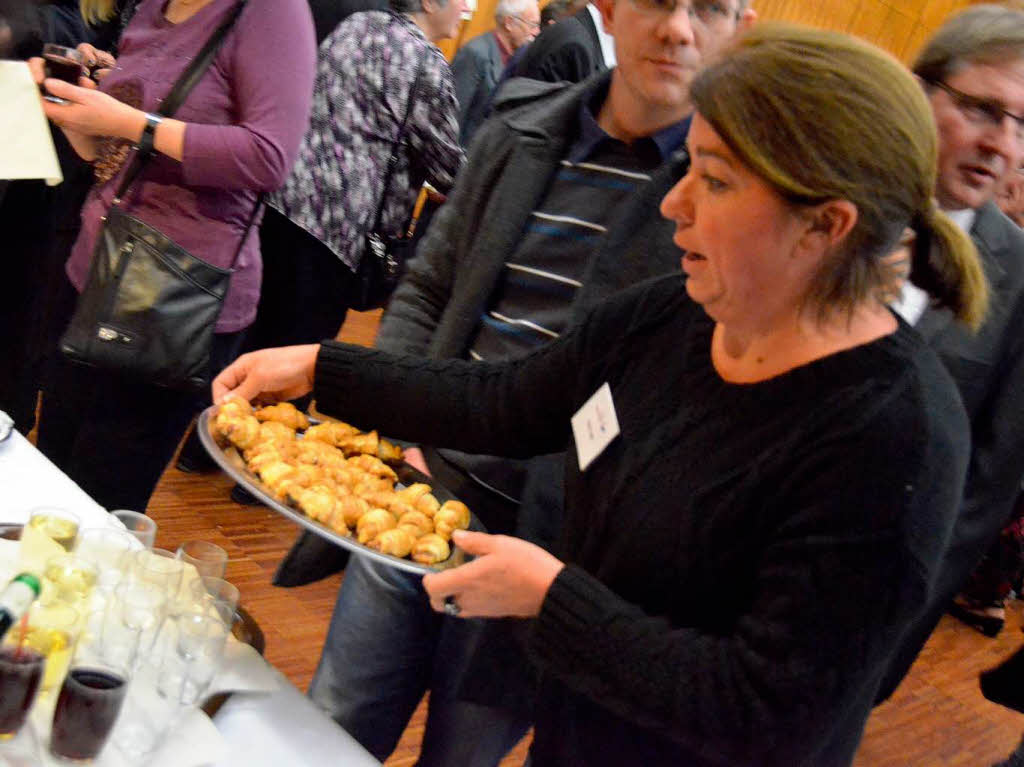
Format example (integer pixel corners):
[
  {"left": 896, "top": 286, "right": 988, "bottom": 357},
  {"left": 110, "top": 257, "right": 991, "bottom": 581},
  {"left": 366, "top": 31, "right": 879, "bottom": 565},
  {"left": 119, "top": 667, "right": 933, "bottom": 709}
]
[
  {"left": 450, "top": 0, "right": 539, "bottom": 146},
  {"left": 880, "top": 2, "right": 1024, "bottom": 700}
]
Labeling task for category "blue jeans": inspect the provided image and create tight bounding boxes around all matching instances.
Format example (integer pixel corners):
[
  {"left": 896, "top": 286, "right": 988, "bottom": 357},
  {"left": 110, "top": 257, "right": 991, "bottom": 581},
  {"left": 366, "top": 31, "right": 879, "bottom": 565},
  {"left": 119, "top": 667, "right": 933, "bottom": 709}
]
[{"left": 308, "top": 554, "right": 531, "bottom": 765}]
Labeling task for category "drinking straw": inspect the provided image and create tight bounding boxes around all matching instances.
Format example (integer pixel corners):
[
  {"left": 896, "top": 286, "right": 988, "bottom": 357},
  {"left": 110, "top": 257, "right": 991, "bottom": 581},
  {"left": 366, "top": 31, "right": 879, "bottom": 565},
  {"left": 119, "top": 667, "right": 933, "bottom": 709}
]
[{"left": 13, "top": 612, "right": 29, "bottom": 660}]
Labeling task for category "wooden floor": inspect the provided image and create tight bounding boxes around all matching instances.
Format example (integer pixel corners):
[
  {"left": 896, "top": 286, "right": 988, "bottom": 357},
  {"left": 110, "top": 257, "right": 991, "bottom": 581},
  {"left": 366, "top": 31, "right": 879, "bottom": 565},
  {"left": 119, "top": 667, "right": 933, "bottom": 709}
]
[{"left": 139, "top": 308, "right": 1023, "bottom": 767}]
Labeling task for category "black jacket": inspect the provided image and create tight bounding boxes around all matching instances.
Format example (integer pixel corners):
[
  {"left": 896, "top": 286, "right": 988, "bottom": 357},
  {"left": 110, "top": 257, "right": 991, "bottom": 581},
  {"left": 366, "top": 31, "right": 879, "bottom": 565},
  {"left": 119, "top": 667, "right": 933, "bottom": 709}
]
[
  {"left": 508, "top": 6, "right": 604, "bottom": 83},
  {"left": 879, "top": 201, "right": 1024, "bottom": 700}
]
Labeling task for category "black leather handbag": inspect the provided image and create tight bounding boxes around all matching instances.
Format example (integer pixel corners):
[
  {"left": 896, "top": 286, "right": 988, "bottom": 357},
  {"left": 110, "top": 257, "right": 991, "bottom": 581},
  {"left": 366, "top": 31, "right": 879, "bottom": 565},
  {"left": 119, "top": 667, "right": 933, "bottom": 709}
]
[
  {"left": 349, "top": 48, "right": 430, "bottom": 312},
  {"left": 60, "top": 0, "right": 253, "bottom": 392}
]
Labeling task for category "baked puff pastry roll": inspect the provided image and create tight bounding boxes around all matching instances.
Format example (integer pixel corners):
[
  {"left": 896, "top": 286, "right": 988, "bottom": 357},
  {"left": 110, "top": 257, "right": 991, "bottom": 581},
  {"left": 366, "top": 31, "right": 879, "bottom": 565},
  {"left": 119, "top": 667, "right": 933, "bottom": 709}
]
[
  {"left": 338, "top": 496, "right": 371, "bottom": 528},
  {"left": 257, "top": 421, "right": 297, "bottom": 444},
  {"left": 398, "top": 483, "right": 432, "bottom": 505},
  {"left": 337, "top": 431, "right": 379, "bottom": 457},
  {"left": 218, "top": 413, "right": 262, "bottom": 451},
  {"left": 397, "top": 510, "right": 433, "bottom": 536},
  {"left": 414, "top": 493, "right": 440, "bottom": 518},
  {"left": 255, "top": 402, "right": 310, "bottom": 431},
  {"left": 347, "top": 454, "right": 398, "bottom": 482},
  {"left": 367, "top": 526, "right": 417, "bottom": 557},
  {"left": 218, "top": 396, "right": 253, "bottom": 418},
  {"left": 357, "top": 507, "right": 397, "bottom": 544},
  {"left": 434, "top": 500, "right": 471, "bottom": 540},
  {"left": 292, "top": 484, "right": 338, "bottom": 525},
  {"left": 377, "top": 439, "right": 404, "bottom": 464},
  {"left": 304, "top": 421, "right": 360, "bottom": 446},
  {"left": 412, "top": 534, "right": 451, "bottom": 565}
]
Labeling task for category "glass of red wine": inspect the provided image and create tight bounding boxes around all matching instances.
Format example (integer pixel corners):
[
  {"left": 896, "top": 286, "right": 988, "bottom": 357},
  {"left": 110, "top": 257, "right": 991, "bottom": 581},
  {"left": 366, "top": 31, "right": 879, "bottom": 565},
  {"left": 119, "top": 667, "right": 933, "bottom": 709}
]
[
  {"left": 0, "top": 645, "right": 45, "bottom": 739},
  {"left": 41, "top": 43, "right": 85, "bottom": 104},
  {"left": 49, "top": 640, "right": 129, "bottom": 762}
]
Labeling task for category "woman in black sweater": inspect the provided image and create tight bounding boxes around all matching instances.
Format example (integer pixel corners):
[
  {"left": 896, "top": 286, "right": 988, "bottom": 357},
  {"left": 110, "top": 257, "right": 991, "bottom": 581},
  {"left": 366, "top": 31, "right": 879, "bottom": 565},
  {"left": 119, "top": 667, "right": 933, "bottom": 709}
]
[{"left": 213, "top": 25, "right": 985, "bottom": 766}]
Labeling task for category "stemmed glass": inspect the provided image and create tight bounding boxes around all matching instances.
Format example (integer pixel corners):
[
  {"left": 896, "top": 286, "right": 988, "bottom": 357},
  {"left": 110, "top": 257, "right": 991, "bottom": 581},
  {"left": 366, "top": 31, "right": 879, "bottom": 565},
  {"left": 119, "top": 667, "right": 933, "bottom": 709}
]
[
  {"left": 103, "top": 582, "right": 167, "bottom": 670},
  {"left": 156, "top": 612, "right": 229, "bottom": 706}
]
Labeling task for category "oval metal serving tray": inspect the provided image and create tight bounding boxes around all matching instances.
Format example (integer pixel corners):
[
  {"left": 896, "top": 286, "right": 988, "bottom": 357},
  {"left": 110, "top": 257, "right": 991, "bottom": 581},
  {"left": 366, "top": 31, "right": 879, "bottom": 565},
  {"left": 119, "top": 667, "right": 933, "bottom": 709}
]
[{"left": 197, "top": 407, "right": 482, "bottom": 574}]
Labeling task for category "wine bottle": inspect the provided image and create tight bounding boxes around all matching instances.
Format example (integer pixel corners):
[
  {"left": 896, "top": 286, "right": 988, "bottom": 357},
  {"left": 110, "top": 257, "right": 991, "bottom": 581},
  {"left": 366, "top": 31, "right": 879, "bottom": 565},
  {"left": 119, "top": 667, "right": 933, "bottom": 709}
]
[{"left": 0, "top": 573, "right": 41, "bottom": 642}]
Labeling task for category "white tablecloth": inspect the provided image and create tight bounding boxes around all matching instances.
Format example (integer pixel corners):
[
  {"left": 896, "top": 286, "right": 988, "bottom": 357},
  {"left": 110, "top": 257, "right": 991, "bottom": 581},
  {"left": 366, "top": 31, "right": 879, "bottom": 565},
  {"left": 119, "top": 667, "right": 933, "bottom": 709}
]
[{"left": 0, "top": 422, "right": 380, "bottom": 766}]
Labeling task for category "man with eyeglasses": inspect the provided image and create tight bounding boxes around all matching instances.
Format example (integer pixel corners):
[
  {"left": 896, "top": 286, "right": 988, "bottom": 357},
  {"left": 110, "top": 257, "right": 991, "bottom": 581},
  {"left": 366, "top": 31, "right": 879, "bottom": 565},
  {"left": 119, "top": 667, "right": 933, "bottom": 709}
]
[
  {"left": 274, "top": 0, "right": 753, "bottom": 764},
  {"left": 880, "top": 2, "right": 1024, "bottom": 702},
  {"left": 450, "top": 0, "right": 540, "bottom": 146}
]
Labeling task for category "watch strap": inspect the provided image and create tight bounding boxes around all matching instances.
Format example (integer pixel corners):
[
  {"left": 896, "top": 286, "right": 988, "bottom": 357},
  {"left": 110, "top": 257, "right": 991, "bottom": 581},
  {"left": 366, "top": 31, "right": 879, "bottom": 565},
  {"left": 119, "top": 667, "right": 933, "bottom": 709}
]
[{"left": 136, "top": 112, "right": 162, "bottom": 155}]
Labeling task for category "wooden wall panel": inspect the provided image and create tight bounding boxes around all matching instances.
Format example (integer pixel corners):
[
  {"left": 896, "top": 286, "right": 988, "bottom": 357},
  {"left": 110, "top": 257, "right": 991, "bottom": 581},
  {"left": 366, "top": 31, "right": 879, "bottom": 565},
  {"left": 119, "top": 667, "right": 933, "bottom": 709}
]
[
  {"left": 751, "top": 0, "right": 975, "bottom": 61},
  {"left": 444, "top": 0, "right": 980, "bottom": 64}
]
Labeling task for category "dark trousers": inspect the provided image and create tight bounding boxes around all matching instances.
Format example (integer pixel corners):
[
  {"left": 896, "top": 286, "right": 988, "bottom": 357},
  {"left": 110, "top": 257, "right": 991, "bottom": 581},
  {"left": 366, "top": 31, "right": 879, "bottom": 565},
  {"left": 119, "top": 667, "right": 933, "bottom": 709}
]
[
  {"left": 36, "top": 278, "right": 245, "bottom": 512},
  {"left": 245, "top": 207, "right": 354, "bottom": 353},
  {"left": 0, "top": 133, "right": 94, "bottom": 434}
]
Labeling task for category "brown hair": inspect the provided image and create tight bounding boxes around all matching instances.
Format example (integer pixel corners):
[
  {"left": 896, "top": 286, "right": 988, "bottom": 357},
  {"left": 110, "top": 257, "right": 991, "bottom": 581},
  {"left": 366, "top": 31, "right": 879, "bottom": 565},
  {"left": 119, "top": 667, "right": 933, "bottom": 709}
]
[
  {"left": 913, "top": 4, "right": 1024, "bottom": 85},
  {"left": 690, "top": 23, "right": 988, "bottom": 328}
]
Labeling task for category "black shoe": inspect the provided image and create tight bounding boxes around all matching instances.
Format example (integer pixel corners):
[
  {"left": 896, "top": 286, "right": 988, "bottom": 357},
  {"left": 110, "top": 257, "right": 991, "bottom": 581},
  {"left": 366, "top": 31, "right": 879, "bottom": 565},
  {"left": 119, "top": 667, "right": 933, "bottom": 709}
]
[
  {"left": 175, "top": 426, "right": 218, "bottom": 474},
  {"left": 982, "top": 646, "right": 1024, "bottom": 714},
  {"left": 230, "top": 484, "right": 263, "bottom": 506},
  {"left": 948, "top": 600, "right": 1005, "bottom": 637}
]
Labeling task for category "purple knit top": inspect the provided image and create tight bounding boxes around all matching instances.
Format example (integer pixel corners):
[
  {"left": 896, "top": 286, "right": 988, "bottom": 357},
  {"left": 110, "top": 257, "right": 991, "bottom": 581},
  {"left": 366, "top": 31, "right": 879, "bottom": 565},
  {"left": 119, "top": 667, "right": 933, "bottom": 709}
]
[{"left": 66, "top": 0, "right": 316, "bottom": 332}]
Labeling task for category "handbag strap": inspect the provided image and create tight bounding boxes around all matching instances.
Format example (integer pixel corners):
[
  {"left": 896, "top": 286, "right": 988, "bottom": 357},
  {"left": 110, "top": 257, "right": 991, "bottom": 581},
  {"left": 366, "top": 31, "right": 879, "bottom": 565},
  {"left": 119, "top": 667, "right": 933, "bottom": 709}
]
[
  {"left": 111, "top": 0, "right": 260, "bottom": 270},
  {"left": 368, "top": 43, "right": 431, "bottom": 238},
  {"left": 113, "top": 0, "right": 249, "bottom": 204}
]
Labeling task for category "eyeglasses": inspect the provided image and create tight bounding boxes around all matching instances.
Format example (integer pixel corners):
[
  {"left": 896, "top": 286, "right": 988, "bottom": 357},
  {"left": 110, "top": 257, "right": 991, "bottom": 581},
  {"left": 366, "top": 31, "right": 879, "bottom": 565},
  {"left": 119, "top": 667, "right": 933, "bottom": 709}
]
[
  {"left": 509, "top": 14, "right": 540, "bottom": 31},
  {"left": 629, "top": 0, "right": 736, "bottom": 24},
  {"left": 929, "top": 79, "right": 1024, "bottom": 146}
]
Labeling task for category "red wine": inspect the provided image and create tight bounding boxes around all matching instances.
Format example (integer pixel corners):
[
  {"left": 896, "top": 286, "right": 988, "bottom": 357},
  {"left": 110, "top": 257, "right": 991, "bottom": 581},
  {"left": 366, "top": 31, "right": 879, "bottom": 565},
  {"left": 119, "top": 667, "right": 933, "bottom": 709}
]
[
  {"left": 50, "top": 668, "right": 127, "bottom": 760},
  {"left": 0, "top": 646, "right": 44, "bottom": 736},
  {"left": 44, "top": 54, "right": 85, "bottom": 85}
]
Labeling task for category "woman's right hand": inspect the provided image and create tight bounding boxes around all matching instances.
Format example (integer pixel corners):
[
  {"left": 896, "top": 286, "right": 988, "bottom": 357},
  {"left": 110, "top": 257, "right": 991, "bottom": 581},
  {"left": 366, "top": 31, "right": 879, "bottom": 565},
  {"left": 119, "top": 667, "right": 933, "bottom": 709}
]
[
  {"left": 76, "top": 43, "right": 116, "bottom": 81},
  {"left": 212, "top": 345, "right": 321, "bottom": 405},
  {"left": 27, "top": 57, "right": 102, "bottom": 160}
]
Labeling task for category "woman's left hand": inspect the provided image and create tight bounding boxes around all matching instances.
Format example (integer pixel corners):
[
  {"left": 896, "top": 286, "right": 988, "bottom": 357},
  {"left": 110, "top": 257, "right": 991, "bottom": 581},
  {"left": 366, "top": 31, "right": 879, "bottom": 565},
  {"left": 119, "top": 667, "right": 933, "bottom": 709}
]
[
  {"left": 40, "top": 76, "right": 143, "bottom": 142},
  {"left": 422, "top": 531, "right": 565, "bottom": 619}
]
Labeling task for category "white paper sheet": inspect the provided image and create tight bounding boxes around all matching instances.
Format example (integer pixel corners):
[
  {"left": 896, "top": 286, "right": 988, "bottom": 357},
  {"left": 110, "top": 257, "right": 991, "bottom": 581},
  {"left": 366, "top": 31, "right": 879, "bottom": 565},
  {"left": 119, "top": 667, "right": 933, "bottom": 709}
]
[{"left": 0, "top": 60, "right": 62, "bottom": 184}]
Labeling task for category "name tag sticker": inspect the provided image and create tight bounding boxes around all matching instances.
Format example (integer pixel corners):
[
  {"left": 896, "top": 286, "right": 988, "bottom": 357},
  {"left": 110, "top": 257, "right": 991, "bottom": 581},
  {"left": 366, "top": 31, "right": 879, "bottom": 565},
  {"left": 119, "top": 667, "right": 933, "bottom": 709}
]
[{"left": 571, "top": 382, "right": 621, "bottom": 472}]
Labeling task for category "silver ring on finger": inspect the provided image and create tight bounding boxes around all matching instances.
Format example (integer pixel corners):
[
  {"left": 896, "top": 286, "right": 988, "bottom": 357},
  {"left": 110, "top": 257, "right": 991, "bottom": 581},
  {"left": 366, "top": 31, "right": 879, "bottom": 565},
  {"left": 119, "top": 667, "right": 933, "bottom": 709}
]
[{"left": 443, "top": 594, "right": 461, "bottom": 617}]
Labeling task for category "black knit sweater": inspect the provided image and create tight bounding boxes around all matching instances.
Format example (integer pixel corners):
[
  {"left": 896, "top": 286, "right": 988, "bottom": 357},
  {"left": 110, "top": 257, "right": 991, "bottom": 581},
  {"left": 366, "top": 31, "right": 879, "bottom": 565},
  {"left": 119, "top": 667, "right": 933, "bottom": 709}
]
[{"left": 314, "top": 274, "right": 969, "bottom": 766}]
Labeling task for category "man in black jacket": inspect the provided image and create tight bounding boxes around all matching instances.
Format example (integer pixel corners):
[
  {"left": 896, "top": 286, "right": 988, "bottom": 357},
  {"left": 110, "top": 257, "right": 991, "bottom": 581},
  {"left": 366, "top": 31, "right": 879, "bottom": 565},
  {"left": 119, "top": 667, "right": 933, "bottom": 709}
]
[{"left": 275, "top": 0, "right": 755, "bottom": 764}]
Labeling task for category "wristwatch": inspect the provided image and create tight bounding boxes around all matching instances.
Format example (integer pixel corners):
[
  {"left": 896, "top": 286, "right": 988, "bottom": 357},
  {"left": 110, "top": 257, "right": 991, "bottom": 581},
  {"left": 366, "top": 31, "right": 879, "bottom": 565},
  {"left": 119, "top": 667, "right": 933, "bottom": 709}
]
[{"left": 137, "top": 112, "right": 163, "bottom": 154}]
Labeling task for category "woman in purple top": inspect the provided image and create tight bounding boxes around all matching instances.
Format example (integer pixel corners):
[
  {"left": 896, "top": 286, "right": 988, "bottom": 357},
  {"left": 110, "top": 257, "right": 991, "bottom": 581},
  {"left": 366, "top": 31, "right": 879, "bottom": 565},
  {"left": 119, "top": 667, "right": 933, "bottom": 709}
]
[{"left": 27, "top": 0, "right": 316, "bottom": 512}]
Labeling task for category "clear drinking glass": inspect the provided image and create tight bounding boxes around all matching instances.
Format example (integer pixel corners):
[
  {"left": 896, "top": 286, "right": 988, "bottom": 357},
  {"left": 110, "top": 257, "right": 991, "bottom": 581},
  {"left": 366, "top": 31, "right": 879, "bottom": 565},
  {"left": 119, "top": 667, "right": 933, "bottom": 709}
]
[
  {"left": 189, "top": 576, "right": 240, "bottom": 627},
  {"left": 132, "top": 548, "right": 184, "bottom": 593},
  {"left": 102, "top": 582, "right": 167, "bottom": 670},
  {"left": 76, "top": 528, "right": 136, "bottom": 592},
  {"left": 176, "top": 540, "right": 228, "bottom": 580},
  {"left": 6, "top": 602, "right": 80, "bottom": 694},
  {"left": 41, "top": 553, "right": 98, "bottom": 616},
  {"left": 18, "top": 507, "right": 80, "bottom": 574},
  {"left": 108, "top": 510, "right": 156, "bottom": 550}
]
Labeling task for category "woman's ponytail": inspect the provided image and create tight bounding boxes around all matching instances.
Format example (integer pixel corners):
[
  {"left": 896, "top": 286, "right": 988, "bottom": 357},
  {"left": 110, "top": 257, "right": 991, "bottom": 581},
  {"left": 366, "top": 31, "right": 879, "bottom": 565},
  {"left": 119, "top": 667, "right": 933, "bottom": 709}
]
[{"left": 910, "top": 202, "right": 989, "bottom": 330}]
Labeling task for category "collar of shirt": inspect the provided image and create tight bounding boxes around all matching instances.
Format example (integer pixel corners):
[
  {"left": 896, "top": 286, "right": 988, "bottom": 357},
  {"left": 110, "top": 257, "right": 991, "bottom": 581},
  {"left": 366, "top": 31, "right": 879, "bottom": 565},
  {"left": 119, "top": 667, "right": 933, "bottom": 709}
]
[
  {"left": 493, "top": 29, "right": 513, "bottom": 66},
  {"left": 586, "top": 4, "right": 616, "bottom": 68},
  {"left": 567, "top": 90, "right": 691, "bottom": 165},
  {"left": 944, "top": 207, "right": 977, "bottom": 233}
]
